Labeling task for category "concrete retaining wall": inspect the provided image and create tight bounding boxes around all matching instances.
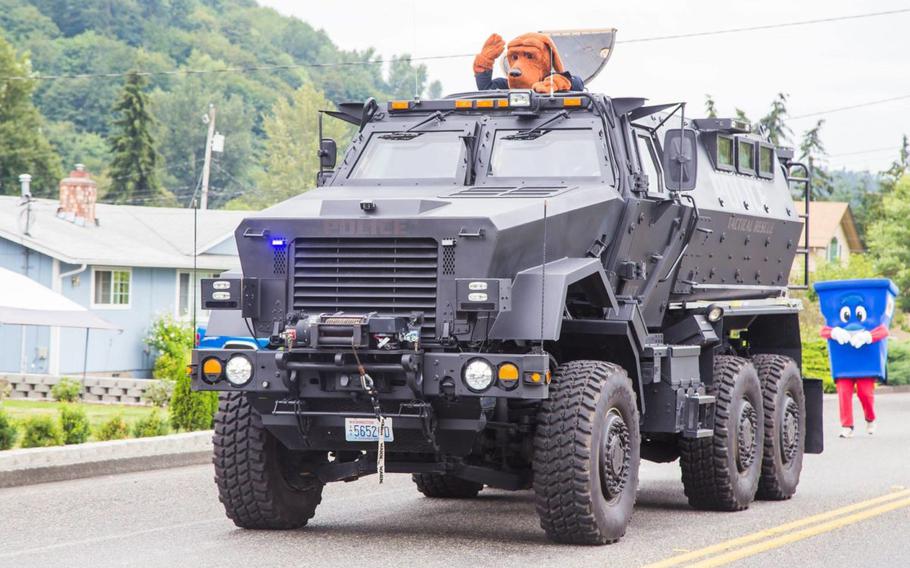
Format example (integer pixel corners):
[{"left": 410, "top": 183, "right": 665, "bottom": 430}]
[{"left": 0, "top": 374, "right": 161, "bottom": 405}]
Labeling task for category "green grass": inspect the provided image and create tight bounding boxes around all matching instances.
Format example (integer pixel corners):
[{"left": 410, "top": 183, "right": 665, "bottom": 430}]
[{"left": 0, "top": 400, "right": 164, "bottom": 446}]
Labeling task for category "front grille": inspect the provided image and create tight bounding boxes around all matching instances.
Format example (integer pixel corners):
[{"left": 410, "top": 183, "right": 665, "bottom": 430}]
[{"left": 293, "top": 237, "right": 438, "bottom": 340}]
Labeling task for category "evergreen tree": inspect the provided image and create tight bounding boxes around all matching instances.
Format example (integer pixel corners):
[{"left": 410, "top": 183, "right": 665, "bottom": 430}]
[
  {"left": 868, "top": 174, "right": 910, "bottom": 311},
  {"left": 704, "top": 94, "right": 718, "bottom": 118},
  {"left": 799, "top": 119, "right": 831, "bottom": 199},
  {"left": 0, "top": 35, "right": 63, "bottom": 197},
  {"left": 108, "top": 71, "right": 166, "bottom": 204},
  {"left": 757, "top": 92, "right": 792, "bottom": 145}
]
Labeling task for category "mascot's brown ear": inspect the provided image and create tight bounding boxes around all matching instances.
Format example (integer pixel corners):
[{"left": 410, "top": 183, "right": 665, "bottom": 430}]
[{"left": 540, "top": 34, "right": 565, "bottom": 74}]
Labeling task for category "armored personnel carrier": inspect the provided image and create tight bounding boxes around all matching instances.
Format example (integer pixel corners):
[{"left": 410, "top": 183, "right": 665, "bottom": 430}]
[{"left": 191, "top": 40, "right": 822, "bottom": 543}]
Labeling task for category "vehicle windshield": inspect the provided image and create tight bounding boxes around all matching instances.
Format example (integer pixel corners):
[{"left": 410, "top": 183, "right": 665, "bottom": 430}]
[
  {"left": 348, "top": 130, "right": 464, "bottom": 180},
  {"left": 488, "top": 128, "right": 603, "bottom": 178}
]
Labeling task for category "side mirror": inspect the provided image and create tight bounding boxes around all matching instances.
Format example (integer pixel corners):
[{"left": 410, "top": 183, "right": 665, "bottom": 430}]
[
  {"left": 318, "top": 138, "right": 337, "bottom": 170},
  {"left": 663, "top": 128, "right": 698, "bottom": 191}
]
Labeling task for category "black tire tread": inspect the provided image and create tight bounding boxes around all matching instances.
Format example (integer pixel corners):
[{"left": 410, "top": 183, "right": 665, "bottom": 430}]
[
  {"left": 214, "top": 392, "right": 323, "bottom": 529},
  {"left": 533, "top": 360, "right": 639, "bottom": 545},
  {"left": 412, "top": 473, "right": 484, "bottom": 498},
  {"left": 679, "top": 355, "right": 760, "bottom": 511},
  {"left": 753, "top": 354, "right": 803, "bottom": 501}
]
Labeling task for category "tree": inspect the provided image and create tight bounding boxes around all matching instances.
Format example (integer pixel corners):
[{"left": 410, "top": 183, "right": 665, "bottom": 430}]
[
  {"left": 880, "top": 134, "right": 909, "bottom": 195},
  {"left": 228, "top": 83, "right": 351, "bottom": 210},
  {"left": 0, "top": 35, "right": 63, "bottom": 196},
  {"left": 867, "top": 174, "right": 910, "bottom": 310},
  {"left": 385, "top": 54, "right": 429, "bottom": 100},
  {"left": 108, "top": 71, "right": 167, "bottom": 204},
  {"left": 798, "top": 119, "right": 831, "bottom": 199},
  {"left": 757, "top": 92, "right": 792, "bottom": 145},
  {"left": 704, "top": 94, "right": 718, "bottom": 118}
]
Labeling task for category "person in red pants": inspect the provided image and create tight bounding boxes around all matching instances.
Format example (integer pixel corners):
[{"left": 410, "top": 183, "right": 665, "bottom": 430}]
[{"left": 821, "top": 322, "right": 889, "bottom": 438}]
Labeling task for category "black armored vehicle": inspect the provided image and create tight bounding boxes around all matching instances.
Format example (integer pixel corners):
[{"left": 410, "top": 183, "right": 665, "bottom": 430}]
[{"left": 192, "top": 76, "right": 822, "bottom": 544}]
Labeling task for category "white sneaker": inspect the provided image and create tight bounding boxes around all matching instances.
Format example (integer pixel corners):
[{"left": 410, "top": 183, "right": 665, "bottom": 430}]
[
  {"left": 839, "top": 427, "right": 854, "bottom": 438},
  {"left": 867, "top": 421, "right": 876, "bottom": 436}
]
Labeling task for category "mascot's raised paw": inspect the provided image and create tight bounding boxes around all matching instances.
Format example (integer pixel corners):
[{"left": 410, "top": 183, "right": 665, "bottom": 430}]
[
  {"left": 474, "top": 33, "right": 505, "bottom": 73},
  {"left": 532, "top": 73, "right": 572, "bottom": 94}
]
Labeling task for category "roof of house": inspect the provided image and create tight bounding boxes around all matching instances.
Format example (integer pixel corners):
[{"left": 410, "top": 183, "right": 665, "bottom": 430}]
[
  {"left": 0, "top": 196, "right": 249, "bottom": 270},
  {"left": 794, "top": 201, "right": 863, "bottom": 252}
]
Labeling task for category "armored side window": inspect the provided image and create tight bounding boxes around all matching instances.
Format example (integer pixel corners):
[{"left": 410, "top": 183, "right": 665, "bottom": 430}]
[
  {"left": 736, "top": 137, "right": 756, "bottom": 176},
  {"left": 634, "top": 131, "right": 663, "bottom": 193},
  {"left": 757, "top": 143, "right": 775, "bottom": 180},
  {"left": 716, "top": 135, "right": 735, "bottom": 172}
]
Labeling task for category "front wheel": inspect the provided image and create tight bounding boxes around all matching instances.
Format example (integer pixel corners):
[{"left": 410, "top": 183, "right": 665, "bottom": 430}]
[
  {"left": 214, "top": 392, "right": 325, "bottom": 529},
  {"left": 753, "top": 354, "right": 805, "bottom": 500},
  {"left": 533, "top": 360, "right": 641, "bottom": 545}
]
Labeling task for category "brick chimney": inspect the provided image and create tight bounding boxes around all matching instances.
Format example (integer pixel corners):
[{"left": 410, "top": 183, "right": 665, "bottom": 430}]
[{"left": 58, "top": 164, "right": 97, "bottom": 226}]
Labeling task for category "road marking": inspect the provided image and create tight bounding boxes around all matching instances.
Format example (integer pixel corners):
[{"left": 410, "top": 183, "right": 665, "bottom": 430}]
[
  {"left": 644, "top": 488, "right": 910, "bottom": 568},
  {"left": 690, "top": 496, "right": 910, "bottom": 567}
]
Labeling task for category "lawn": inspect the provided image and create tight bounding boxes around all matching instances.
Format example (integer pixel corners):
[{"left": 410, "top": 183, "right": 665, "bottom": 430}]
[{"left": 1, "top": 400, "right": 164, "bottom": 446}]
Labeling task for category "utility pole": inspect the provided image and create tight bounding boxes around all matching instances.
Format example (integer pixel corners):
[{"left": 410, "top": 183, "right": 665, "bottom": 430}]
[{"left": 200, "top": 104, "right": 216, "bottom": 210}]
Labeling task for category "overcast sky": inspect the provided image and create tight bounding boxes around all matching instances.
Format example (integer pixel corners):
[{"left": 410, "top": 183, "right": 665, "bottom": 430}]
[{"left": 261, "top": 0, "right": 910, "bottom": 172}]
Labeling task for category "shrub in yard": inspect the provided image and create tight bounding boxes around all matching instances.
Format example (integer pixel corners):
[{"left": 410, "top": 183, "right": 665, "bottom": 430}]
[
  {"left": 142, "top": 380, "right": 173, "bottom": 408},
  {"left": 132, "top": 410, "right": 170, "bottom": 438},
  {"left": 169, "top": 373, "right": 217, "bottom": 431},
  {"left": 20, "top": 415, "right": 64, "bottom": 448},
  {"left": 0, "top": 409, "right": 17, "bottom": 450},
  {"left": 0, "top": 379, "right": 11, "bottom": 402},
  {"left": 802, "top": 337, "right": 834, "bottom": 393},
  {"left": 886, "top": 339, "right": 910, "bottom": 386},
  {"left": 59, "top": 404, "right": 91, "bottom": 445},
  {"left": 51, "top": 377, "right": 82, "bottom": 403},
  {"left": 95, "top": 414, "right": 129, "bottom": 441}
]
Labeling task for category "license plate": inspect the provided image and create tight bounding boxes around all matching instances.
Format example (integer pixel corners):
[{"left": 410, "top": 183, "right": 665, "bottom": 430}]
[{"left": 345, "top": 417, "right": 394, "bottom": 443}]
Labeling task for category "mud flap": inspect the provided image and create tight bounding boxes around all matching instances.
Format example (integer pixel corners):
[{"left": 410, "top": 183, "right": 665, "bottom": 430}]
[{"left": 803, "top": 378, "right": 824, "bottom": 454}]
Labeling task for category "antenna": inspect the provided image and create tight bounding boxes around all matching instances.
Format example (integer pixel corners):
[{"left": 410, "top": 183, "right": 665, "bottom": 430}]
[{"left": 192, "top": 197, "right": 198, "bottom": 344}]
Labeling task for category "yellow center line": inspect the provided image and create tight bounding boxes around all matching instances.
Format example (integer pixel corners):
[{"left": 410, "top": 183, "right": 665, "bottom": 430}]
[
  {"left": 643, "top": 488, "right": 910, "bottom": 568},
  {"left": 691, "top": 496, "right": 910, "bottom": 567}
]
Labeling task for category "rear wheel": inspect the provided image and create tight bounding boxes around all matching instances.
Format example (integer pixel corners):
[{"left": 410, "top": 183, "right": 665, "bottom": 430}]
[
  {"left": 533, "top": 360, "right": 640, "bottom": 545},
  {"left": 412, "top": 473, "right": 484, "bottom": 498},
  {"left": 753, "top": 354, "right": 805, "bottom": 500},
  {"left": 214, "top": 392, "right": 325, "bottom": 529},
  {"left": 680, "top": 355, "right": 764, "bottom": 511}
]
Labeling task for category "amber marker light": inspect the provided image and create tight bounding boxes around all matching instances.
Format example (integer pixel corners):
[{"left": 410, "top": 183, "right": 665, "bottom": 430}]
[
  {"left": 498, "top": 363, "right": 520, "bottom": 389},
  {"left": 562, "top": 97, "right": 583, "bottom": 107},
  {"left": 496, "top": 99, "right": 509, "bottom": 108},
  {"left": 389, "top": 100, "right": 410, "bottom": 110},
  {"left": 202, "top": 357, "right": 223, "bottom": 383},
  {"left": 454, "top": 100, "right": 473, "bottom": 109},
  {"left": 476, "top": 99, "right": 495, "bottom": 108}
]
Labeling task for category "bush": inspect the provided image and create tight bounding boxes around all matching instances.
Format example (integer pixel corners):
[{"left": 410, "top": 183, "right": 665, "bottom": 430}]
[
  {"left": 95, "top": 414, "right": 129, "bottom": 441},
  {"left": 142, "top": 380, "right": 174, "bottom": 408},
  {"left": 0, "top": 409, "right": 17, "bottom": 450},
  {"left": 20, "top": 415, "right": 64, "bottom": 448},
  {"left": 153, "top": 351, "right": 188, "bottom": 382},
  {"left": 132, "top": 410, "right": 170, "bottom": 438},
  {"left": 802, "top": 337, "right": 834, "bottom": 393},
  {"left": 146, "top": 315, "right": 194, "bottom": 382},
  {"left": 169, "top": 373, "right": 218, "bottom": 431},
  {"left": 887, "top": 340, "right": 910, "bottom": 386},
  {"left": 0, "top": 379, "right": 11, "bottom": 402},
  {"left": 59, "top": 404, "right": 91, "bottom": 445},
  {"left": 51, "top": 377, "right": 82, "bottom": 403}
]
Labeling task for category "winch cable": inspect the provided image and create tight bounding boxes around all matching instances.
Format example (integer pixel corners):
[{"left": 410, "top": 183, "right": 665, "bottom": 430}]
[{"left": 351, "top": 344, "right": 386, "bottom": 483}]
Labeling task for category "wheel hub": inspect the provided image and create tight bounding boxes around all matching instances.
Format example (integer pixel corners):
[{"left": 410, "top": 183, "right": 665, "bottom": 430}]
[
  {"left": 599, "top": 409, "right": 630, "bottom": 501},
  {"left": 780, "top": 395, "right": 801, "bottom": 464},
  {"left": 736, "top": 400, "right": 758, "bottom": 472}
]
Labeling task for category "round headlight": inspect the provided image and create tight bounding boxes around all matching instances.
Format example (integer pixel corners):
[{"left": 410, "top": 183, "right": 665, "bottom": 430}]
[
  {"left": 464, "top": 358, "right": 494, "bottom": 392},
  {"left": 225, "top": 355, "right": 253, "bottom": 386}
]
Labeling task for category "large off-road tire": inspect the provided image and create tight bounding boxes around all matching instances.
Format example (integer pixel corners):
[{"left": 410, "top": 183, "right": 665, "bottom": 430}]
[
  {"left": 680, "top": 355, "right": 764, "bottom": 511},
  {"left": 214, "top": 392, "right": 324, "bottom": 529},
  {"left": 412, "top": 473, "right": 484, "bottom": 498},
  {"left": 752, "top": 354, "right": 805, "bottom": 501},
  {"left": 533, "top": 360, "right": 641, "bottom": 545}
]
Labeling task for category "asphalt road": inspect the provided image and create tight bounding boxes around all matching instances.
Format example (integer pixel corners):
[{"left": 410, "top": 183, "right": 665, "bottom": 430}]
[{"left": 3, "top": 393, "right": 909, "bottom": 568}]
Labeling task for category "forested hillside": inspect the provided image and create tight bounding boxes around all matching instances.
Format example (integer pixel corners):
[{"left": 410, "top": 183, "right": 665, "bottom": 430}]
[{"left": 0, "top": 0, "right": 440, "bottom": 207}]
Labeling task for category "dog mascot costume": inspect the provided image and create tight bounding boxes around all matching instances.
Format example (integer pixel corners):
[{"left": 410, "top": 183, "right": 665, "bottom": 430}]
[{"left": 473, "top": 32, "right": 585, "bottom": 93}]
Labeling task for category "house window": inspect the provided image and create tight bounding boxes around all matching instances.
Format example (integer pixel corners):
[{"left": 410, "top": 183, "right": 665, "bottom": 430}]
[
  {"left": 828, "top": 237, "right": 841, "bottom": 262},
  {"left": 93, "top": 268, "right": 131, "bottom": 307},
  {"left": 177, "top": 271, "right": 219, "bottom": 320}
]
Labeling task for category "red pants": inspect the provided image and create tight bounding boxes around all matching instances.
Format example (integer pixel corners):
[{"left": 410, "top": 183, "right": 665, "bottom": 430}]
[{"left": 836, "top": 378, "right": 877, "bottom": 428}]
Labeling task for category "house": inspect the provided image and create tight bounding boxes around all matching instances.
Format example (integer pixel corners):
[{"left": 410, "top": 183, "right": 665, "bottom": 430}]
[
  {"left": 793, "top": 201, "right": 864, "bottom": 273},
  {"left": 0, "top": 166, "right": 249, "bottom": 377}
]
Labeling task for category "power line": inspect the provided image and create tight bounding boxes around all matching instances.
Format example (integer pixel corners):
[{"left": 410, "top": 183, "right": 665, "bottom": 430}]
[
  {"left": 619, "top": 8, "right": 910, "bottom": 43},
  {"left": 790, "top": 94, "right": 910, "bottom": 120},
  {"left": 1, "top": 8, "right": 907, "bottom": 83}
]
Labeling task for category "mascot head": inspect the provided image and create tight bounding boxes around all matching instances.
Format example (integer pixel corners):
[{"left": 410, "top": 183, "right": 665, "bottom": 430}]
[{"left": 505, "top": 33, "right": 564, "bottom": 89}]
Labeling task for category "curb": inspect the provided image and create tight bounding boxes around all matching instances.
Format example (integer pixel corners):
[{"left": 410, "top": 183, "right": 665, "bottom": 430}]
[{"left": 0, "top": 431, "right": 213, "bottom": 488}]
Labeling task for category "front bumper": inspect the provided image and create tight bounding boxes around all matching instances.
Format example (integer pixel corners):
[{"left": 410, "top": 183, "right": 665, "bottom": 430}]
[{"left": 190, "top": 348, "right": 550, "bottom": 400}]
